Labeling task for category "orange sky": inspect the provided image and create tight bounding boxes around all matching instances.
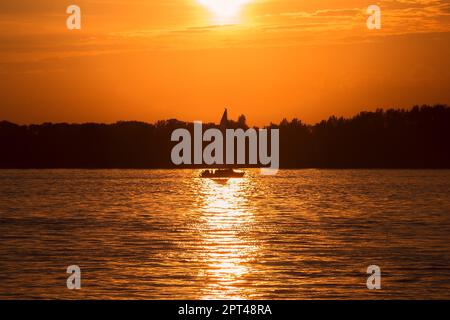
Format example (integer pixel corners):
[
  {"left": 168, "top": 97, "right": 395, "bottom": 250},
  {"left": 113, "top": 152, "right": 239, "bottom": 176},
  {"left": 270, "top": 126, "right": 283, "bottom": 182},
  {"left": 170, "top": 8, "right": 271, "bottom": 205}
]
[{"left": 1, "top": 0, "right": 450, "bottom": 125}]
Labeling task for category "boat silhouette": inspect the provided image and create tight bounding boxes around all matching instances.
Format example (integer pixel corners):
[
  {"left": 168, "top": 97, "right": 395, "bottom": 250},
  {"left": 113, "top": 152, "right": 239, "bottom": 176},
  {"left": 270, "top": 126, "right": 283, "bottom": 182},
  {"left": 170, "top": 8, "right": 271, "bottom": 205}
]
[
  {"left": 199, "top": 109, "right": 246, "bottom": 179},
  {"left": 200, "top": 169, "right": 245, "bottom": 179}
]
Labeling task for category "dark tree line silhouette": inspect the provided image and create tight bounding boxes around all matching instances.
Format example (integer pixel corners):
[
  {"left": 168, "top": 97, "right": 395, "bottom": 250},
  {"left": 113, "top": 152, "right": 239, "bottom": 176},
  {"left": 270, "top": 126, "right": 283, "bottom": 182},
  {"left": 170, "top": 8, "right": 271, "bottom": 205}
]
[{"left": 1, "top": 105, "right": 449, "bottom": 169}]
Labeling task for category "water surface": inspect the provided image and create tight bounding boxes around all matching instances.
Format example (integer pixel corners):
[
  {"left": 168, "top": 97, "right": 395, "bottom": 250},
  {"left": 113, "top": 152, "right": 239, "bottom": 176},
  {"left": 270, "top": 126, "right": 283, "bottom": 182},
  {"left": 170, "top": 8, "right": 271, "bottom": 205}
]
[{"left": 0, "top": 169, "right": 449, "bottom": 299}]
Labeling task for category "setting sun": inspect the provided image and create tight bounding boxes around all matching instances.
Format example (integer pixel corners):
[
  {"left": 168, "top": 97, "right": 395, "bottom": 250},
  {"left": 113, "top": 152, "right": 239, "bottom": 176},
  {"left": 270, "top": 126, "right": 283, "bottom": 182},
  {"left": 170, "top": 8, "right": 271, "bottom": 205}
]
[{"left": 197, "top": 0, "right": 251, "bottom": 23}]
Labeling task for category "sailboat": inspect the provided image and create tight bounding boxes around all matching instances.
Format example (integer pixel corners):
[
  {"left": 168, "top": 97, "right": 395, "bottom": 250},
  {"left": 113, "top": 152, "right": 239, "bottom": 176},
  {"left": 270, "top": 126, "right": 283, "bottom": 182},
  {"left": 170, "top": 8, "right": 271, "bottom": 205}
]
[{"left": 200, "top": 108, "right": 245, "bottom": 179}]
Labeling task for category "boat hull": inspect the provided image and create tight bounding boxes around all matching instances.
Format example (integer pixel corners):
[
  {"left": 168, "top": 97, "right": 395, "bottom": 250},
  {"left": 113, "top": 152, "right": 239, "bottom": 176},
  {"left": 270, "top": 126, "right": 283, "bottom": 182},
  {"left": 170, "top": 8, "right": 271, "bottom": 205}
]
[{"left": 200, "top": 170, "right": 245, "bottom": 179}]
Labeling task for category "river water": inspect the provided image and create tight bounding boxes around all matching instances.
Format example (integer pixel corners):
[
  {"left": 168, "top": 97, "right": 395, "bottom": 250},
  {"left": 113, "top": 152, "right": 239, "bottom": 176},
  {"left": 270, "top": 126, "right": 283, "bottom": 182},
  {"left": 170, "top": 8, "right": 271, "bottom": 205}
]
[{"left": 0, "top": 169, "right": 449, "bottom": 299}]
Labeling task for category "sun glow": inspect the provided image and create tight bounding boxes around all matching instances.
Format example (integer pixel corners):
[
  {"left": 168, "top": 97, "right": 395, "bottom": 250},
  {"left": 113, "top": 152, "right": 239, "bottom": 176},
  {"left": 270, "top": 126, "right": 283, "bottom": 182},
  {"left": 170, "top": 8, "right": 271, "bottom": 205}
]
[
  {"left": 197, "top": 0, "right": 251, "bottom": 23},
  {"left": 197, "top": 176, "right": 258, "bottom": 299}
]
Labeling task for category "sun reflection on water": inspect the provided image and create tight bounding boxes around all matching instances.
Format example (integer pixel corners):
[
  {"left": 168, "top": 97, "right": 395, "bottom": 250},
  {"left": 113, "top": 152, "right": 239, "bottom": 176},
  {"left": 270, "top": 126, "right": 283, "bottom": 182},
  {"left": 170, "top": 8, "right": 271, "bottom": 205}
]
[{"left": 197, "top": 176, "right": 259, "bottom": 300}]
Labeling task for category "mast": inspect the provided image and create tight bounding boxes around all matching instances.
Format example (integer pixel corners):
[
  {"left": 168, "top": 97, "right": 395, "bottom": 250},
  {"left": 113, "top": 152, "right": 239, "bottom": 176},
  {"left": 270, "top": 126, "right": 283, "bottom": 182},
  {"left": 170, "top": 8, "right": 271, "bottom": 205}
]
[
  {"left": 220, "top": 108, "right": 228, "bottom": 131},
  {"left": 220, "top": 108, "right": 228, "bottom": 168}
]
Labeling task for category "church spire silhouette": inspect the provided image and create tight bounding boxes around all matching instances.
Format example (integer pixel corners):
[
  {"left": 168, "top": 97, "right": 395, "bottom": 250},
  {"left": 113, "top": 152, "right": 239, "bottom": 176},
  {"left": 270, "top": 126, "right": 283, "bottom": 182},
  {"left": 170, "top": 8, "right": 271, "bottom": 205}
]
[{"left": 220, "top": 108, "right": 228, "bottom": 131}]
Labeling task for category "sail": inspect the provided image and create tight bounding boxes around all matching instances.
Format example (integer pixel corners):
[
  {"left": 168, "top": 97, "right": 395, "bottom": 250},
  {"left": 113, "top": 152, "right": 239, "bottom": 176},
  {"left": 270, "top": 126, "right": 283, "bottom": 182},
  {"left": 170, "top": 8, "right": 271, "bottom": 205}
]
[
  {"left": 220, "top": 108, "right": 228, "bottom": 131},
  {"left": 220, "top": 108, "right": 228, "bottom": 168}
]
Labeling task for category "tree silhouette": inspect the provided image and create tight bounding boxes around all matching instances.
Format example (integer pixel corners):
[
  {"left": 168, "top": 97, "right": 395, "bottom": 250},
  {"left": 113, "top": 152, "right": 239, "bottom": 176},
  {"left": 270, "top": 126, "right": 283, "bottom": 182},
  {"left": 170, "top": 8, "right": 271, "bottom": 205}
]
[{"left": 1, "top": 104, "right": 449, "bottom": 169}]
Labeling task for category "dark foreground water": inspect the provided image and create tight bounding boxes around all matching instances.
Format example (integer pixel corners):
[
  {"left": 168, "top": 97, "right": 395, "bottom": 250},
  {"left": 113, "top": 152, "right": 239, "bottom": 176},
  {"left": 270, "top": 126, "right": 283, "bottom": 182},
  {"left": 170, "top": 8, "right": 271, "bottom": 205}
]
[{"left": 0, "top": 169, "right": 449, "bottom": 299}]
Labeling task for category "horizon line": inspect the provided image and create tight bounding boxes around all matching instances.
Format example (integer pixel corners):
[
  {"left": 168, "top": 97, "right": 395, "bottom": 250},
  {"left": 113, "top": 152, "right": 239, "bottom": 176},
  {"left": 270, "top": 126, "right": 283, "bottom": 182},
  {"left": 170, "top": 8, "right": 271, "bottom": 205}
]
[{"left": 1, "top": 104, "right": 449, "bottom": 127}]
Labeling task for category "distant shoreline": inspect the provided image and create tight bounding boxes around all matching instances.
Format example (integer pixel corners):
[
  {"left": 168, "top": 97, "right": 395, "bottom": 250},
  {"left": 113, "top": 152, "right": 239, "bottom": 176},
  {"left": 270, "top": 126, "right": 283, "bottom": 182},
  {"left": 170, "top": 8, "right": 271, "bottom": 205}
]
[{"left": 1, "top": 104, "right": 450, "bottom": 169}]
